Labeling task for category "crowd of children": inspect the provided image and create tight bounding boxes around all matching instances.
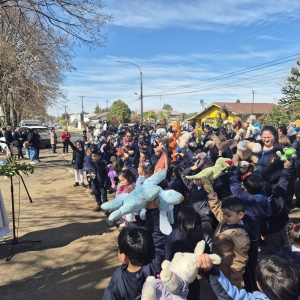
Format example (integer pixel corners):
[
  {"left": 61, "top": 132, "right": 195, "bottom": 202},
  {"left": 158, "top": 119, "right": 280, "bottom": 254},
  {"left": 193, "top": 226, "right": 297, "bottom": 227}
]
[{"left": 68, "top": 119, "right": 300, "bottom": 300}]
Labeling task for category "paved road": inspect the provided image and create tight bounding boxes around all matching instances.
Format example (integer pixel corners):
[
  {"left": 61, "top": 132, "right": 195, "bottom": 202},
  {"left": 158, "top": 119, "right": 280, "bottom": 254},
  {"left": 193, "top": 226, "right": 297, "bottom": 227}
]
[{"left": 0, "top": 131, "right": 299, "bottom": 299}]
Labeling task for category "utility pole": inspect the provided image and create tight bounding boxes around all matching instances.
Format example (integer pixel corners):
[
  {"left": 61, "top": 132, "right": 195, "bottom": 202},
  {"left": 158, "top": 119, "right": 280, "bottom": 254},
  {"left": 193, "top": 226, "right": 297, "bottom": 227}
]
[
  {"left": 63, "top": 105, "right": 68, "bottom": 125},
  {"left": 105, "top": 99, "right": 109, "bottom": 110},
  {"left": 79, "top": 96, "right": 85, "bottom": 122},
  {"left": 252, "top": 90, "right": 255, "bottom": 114}
]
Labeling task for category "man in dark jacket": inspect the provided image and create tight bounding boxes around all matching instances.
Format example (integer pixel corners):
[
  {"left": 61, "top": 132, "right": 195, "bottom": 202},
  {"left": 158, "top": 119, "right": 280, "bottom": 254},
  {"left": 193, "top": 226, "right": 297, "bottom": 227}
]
[
  {"left": 4, "top": 125, "right": 14, "bottom": 156},
  {"left": 27, "top": 129, "right": 38, "bottom": 164},
  {"left": 13, "top": 126, "right": 24, "bottom": 159}
]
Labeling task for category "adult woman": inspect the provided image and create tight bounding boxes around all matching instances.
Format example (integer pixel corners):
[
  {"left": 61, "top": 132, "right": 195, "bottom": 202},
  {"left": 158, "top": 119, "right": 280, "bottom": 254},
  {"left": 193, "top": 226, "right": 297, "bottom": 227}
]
[
  {"left": 257, "top": 126, "right": 283, "bottom": 188},
  {"left": 165, "top": 206, "right": 210, "bottom": 300},
  {"left": 116, "top": 129, "right": 139, "bottom": 165},
  {"left": 277, "top": 126, "right": 287, "bottom": 137},
  {"left": 49, "top": 128, "right": 57, "bottom": 153}
]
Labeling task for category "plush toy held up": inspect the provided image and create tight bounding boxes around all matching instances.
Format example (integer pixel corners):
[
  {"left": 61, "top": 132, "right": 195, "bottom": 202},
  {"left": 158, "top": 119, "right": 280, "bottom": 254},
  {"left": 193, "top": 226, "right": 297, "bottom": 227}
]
[
  {"left": 154, "top": 145, "right": 168, "bottom": 173},
  {"left": 141, "top": 240, "right": 221, "bottom": 300},
  {"left": 211, "top": 132, "right": 237, "bottom": 152},
  {"left": 276, "top": 147, "right": 296, "bottom": 161},
  {"left": 185, "top": 157, "right": 232, "bottom": 192},
  {"left": 116, "top": 146, "right": 134, "bottom": 158},
  {"left": 235, "top": 140, "right": 262, "bottom": 164},
  {"left": 192, "top": 152, "right": 207, "bottom": 169},
  {"left": 101, "top": 170, "right": 184, "bottom": 235}
]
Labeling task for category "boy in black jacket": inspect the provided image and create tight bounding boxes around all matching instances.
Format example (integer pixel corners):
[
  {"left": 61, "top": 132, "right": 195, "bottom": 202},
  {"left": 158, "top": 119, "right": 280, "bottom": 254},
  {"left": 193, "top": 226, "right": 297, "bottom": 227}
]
[
  {"left": 103, "top": 199, "right": 166, "bottom": 300},
  {"left": 261, "top": 159, "right": 291, "bottom": 254},
  {"left": 89, "top": 149, "right": 109, "bottom": 212}
]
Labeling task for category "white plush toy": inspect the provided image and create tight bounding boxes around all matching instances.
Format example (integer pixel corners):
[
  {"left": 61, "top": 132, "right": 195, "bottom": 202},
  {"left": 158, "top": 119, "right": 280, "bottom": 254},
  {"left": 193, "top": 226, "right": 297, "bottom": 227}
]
[{"left": 141, "top": 240, "right": 221, "bottom": 300}]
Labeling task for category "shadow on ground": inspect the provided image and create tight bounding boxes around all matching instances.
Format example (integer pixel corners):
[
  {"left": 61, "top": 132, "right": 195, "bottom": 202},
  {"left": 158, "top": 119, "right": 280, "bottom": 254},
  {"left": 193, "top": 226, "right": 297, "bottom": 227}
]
[{"left": 0, "top": 220, "right": 111, "bottom": 260}]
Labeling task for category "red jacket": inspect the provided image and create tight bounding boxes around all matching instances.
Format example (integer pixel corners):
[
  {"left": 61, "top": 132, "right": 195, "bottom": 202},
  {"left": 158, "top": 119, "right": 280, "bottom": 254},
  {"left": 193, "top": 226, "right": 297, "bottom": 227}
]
[{"left": 60, "top": 132, "right": 71, "bottom": 142}]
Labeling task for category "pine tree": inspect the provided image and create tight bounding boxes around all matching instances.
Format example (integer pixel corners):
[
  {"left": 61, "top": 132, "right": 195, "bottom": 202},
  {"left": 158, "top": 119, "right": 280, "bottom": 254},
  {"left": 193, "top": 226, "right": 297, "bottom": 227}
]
[
  {"left": 94, "top": 103, "right": 101, "bottom": 114},
  {"left": 279, "top": 59, "right": 300, "bottom": 107}
]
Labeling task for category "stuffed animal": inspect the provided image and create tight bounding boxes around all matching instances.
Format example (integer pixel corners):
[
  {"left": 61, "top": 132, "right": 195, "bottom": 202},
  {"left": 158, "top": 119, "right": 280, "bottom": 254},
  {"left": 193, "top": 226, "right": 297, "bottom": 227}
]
[
  {"left": 235, "top": 140, "right": 262, "bottom": 164},
  {"left": 172, "top": 121, "right": 181, "bottom": 140},
  {"left": 101, "top": 170, "right": 184, "bottom": 235},
  {"left": 185, "top": 157, "right": 232, "bottom": 192},
  {"left": 245, "top": 115, "right": 256, "bottom": 139},
  {"left": 141, "top": 240, "right": 221, "bottom": 300},
  {"left": 224, "top": 117, "right": 245, "bottom": 140},
  {"left": 154, "top": 145, "right": 168, "bottom": 173},
  {"left": 116, "top": 146, "right": 134, "bottom": 158},
  {"left": 276, "top": 148, "right": 296, "bottom": 161},
  {"left": 192, "top": 152, "right": 207, "bottom": 169},
  {"left": 211, "top": 132, "right": 237, "bottom": 152},
  {"left": 169, "top": 140, "right": 179, "bottom": 163},
  {"left": 177, "top": 132, "right": 191, "bottom": 150}
]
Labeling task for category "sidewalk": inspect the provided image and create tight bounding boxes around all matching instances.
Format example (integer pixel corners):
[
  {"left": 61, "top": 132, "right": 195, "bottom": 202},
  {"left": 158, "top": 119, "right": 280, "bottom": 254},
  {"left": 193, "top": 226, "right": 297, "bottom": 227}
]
[{"left": 0, "top": 146, "right": 120, "bottom": 299}]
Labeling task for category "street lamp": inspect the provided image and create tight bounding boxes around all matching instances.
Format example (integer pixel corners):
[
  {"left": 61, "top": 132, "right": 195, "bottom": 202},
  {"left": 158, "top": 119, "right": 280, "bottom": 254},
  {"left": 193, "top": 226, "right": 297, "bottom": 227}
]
[{"left": 117, "top": 60, "right": 143, "bottom": 124}]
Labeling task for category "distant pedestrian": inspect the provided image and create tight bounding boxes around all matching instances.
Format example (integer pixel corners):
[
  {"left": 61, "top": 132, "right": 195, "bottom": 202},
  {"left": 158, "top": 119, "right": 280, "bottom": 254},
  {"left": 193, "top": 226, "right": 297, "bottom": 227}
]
[
  {"left": 49, "top": 128, "right": 57, "bottom": 153},
  {"left": 4, "top": 125, "right": 14, "bottom": 157},
  {"left": 13, "top": 126, "right": 24, "bottom": 159},
  {"left": 60, "top": 129, "right": 71, "bottom": 153}
]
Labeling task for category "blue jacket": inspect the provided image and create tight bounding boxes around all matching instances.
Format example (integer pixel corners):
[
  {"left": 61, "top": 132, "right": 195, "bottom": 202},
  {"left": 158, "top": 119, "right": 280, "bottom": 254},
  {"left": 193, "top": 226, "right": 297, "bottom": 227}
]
[
  {"left": 230, "top": 167, "right": 271, "bottom": 241},
  {"left": 102, "top": 209, "right": 166, "bottom": 300},
  {"left": 261, "top": 168, "right": 289, "bottom": 236},
  {"left": 83, "top": 155, "right": 92, "bottom": 172},
  {"left": 206, "top": 266, "right": 270, "bottom": 300}
]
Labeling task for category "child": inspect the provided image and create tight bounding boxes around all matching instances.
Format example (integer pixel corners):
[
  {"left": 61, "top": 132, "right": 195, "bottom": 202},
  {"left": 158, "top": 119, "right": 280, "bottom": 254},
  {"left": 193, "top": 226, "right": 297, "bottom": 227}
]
[
  {"left": 83, "top": 148, "right": 92, "bottom": 188},
  {"left": 116, "top": 169, "right": 136, "bottom": 196},
  {"left": 206, "top": 183, "right": 250, "bottom": 288},
  {"left": 89, "top": 149, "right": 109, "bottom": 212},
  {"left": 230, "top": 156, "right": 271, "bottom": 291},
  {"left": 278, "top": 223, "right": 300, "bottom": 270},
  {"left": 261, "top": 160, "right": 291, "bottom": 255},
  {"left": 67, "top": 139, "right": 86, "bottom": 187},
  {"left": 136, "top": 160, "right": 153, "bottom": 186},
  {"left": 181, "top": 163, "right": 213, "bottom": 250},
  {"left": 197, "top": 254, "right": 300, "bottom": 300},
  {"left": 103, "top": 199, "right": 166, "bottom": 300}
]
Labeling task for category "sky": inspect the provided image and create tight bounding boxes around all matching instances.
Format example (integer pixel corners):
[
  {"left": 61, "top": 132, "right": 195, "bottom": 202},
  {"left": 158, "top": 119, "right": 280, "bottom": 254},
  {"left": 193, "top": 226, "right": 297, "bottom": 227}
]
[{"left": 48, "top": 0, "right": 300, "bottom": 116}]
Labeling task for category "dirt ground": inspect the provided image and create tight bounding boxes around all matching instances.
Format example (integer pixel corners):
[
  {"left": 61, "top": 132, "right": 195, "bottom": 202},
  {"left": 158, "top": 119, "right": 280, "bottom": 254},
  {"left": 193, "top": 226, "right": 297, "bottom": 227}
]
[{"left": 0, "top": 141, "right": 299, "bottom": 299}]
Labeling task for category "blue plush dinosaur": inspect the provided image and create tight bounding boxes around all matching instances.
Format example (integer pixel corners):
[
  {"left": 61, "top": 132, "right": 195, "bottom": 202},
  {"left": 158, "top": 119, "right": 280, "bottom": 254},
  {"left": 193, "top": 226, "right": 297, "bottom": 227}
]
[{"left": 101, "top": 170, "right": 184, "bottom": 235}]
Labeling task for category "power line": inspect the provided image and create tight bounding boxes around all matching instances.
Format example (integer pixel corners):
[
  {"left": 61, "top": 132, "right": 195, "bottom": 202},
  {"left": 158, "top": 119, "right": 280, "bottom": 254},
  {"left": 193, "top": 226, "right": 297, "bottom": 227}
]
[{"left": 144, "top": 55, "right": 297, "bottom": 97}]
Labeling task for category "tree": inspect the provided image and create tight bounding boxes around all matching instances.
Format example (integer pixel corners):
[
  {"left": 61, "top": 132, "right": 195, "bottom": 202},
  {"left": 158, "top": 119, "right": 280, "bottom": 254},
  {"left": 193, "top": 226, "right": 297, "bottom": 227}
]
[
  {"left": 180, "top": 112, "right": 188, "bottom": 121},
  {"left": 162, "top": 103, "right": 173, "bottom": 111},
  {"left": 144, "top": 111, "right": 156, "bottom": 123},
  {"left": 263, "top": 106, "right": 289, "bottom": 128},
  {"left": 106, "top": 100, "right": 131, "bottom": 124},
  {"left": 94, "top": 103, "right": 101, "bottom": 114},
  {"left": 279, "top": 59, "right": 300, "bottom": 107},
  {"left": 0, "top": 0, "right": 112, "bottom": 50},
  {"left": 236, "top": 99, "right": 241, "bottom": 103}
]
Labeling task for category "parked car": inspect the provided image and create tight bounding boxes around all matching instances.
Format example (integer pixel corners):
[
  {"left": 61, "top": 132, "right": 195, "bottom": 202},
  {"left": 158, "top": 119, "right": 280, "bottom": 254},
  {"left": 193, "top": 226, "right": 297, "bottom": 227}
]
[
  {"left": 54, "top": 124, "right": 62, "bottom": 129},
  {"left": 20, "top": 126, "right": 51, "bottom": 148}
]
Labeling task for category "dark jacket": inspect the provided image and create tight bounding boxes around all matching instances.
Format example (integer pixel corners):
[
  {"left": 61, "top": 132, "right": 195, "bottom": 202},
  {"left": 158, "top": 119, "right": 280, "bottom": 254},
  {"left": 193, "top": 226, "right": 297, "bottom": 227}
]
[
  {"left": 257, "top": 142, "right": 283, "bottom": 186},
  {"left": 89, "top": 159, "right": 108, "bottom": 188},
  {"left": 292, "top": 140, "right": 300, "bottom": 179},
  {"left": 68, "top": 141, "right": 85, "bottom": 169},
  {"left": 27, "top": 131, "right": 37, "bottom": 147},
  {"left": 278, "top": 245, "right": 300, "bottom": 270},
  {"left": 261, "top": 168, "right": 290, "bottom": 236},
  {"left": 83, "top": 155, "right": 92, "bottom": 172},
  {"left": 4, "top": 130, "right": 14, "bottom": 144},
  {"left": 230, "top": 167, "right": 272, "bottom": 241},
  {"left": 103, "top": 209, "right": 166, "bottom": 300},
  {"left": 13, "top": 131, "right": 23, "bottom": 147}
]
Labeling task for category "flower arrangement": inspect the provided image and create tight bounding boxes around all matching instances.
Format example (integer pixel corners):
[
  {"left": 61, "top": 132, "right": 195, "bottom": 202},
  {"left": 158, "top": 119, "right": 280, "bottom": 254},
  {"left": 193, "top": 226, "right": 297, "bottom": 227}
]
[{"left": 0, "top": 156, "right": 35, "bottom": 179}]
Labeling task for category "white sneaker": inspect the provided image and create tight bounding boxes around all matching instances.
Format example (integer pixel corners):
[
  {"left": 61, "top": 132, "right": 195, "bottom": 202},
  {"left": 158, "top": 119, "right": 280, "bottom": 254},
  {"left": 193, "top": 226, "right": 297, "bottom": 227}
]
[
  {"left": 30, "top": 161, "right": 36, "bottom": 165},
  {"left": 34, "top": 160, "right": 39, "bottom": 163}
]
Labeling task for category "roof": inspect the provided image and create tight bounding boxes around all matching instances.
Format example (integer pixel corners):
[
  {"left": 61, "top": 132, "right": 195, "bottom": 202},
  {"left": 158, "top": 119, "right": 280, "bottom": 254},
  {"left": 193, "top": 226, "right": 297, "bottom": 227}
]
[
  {"left": 136, "top": 109, "right": 180, "bottom": 115},
  {"left": 187, "top": 102, "right": 276, "bottom": 121},
  {"left": 88, "top": 112, "right": 107, "bottom": 120},
  {"left": 213, "top": 102, "right": 276, "bottom": 115}
]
